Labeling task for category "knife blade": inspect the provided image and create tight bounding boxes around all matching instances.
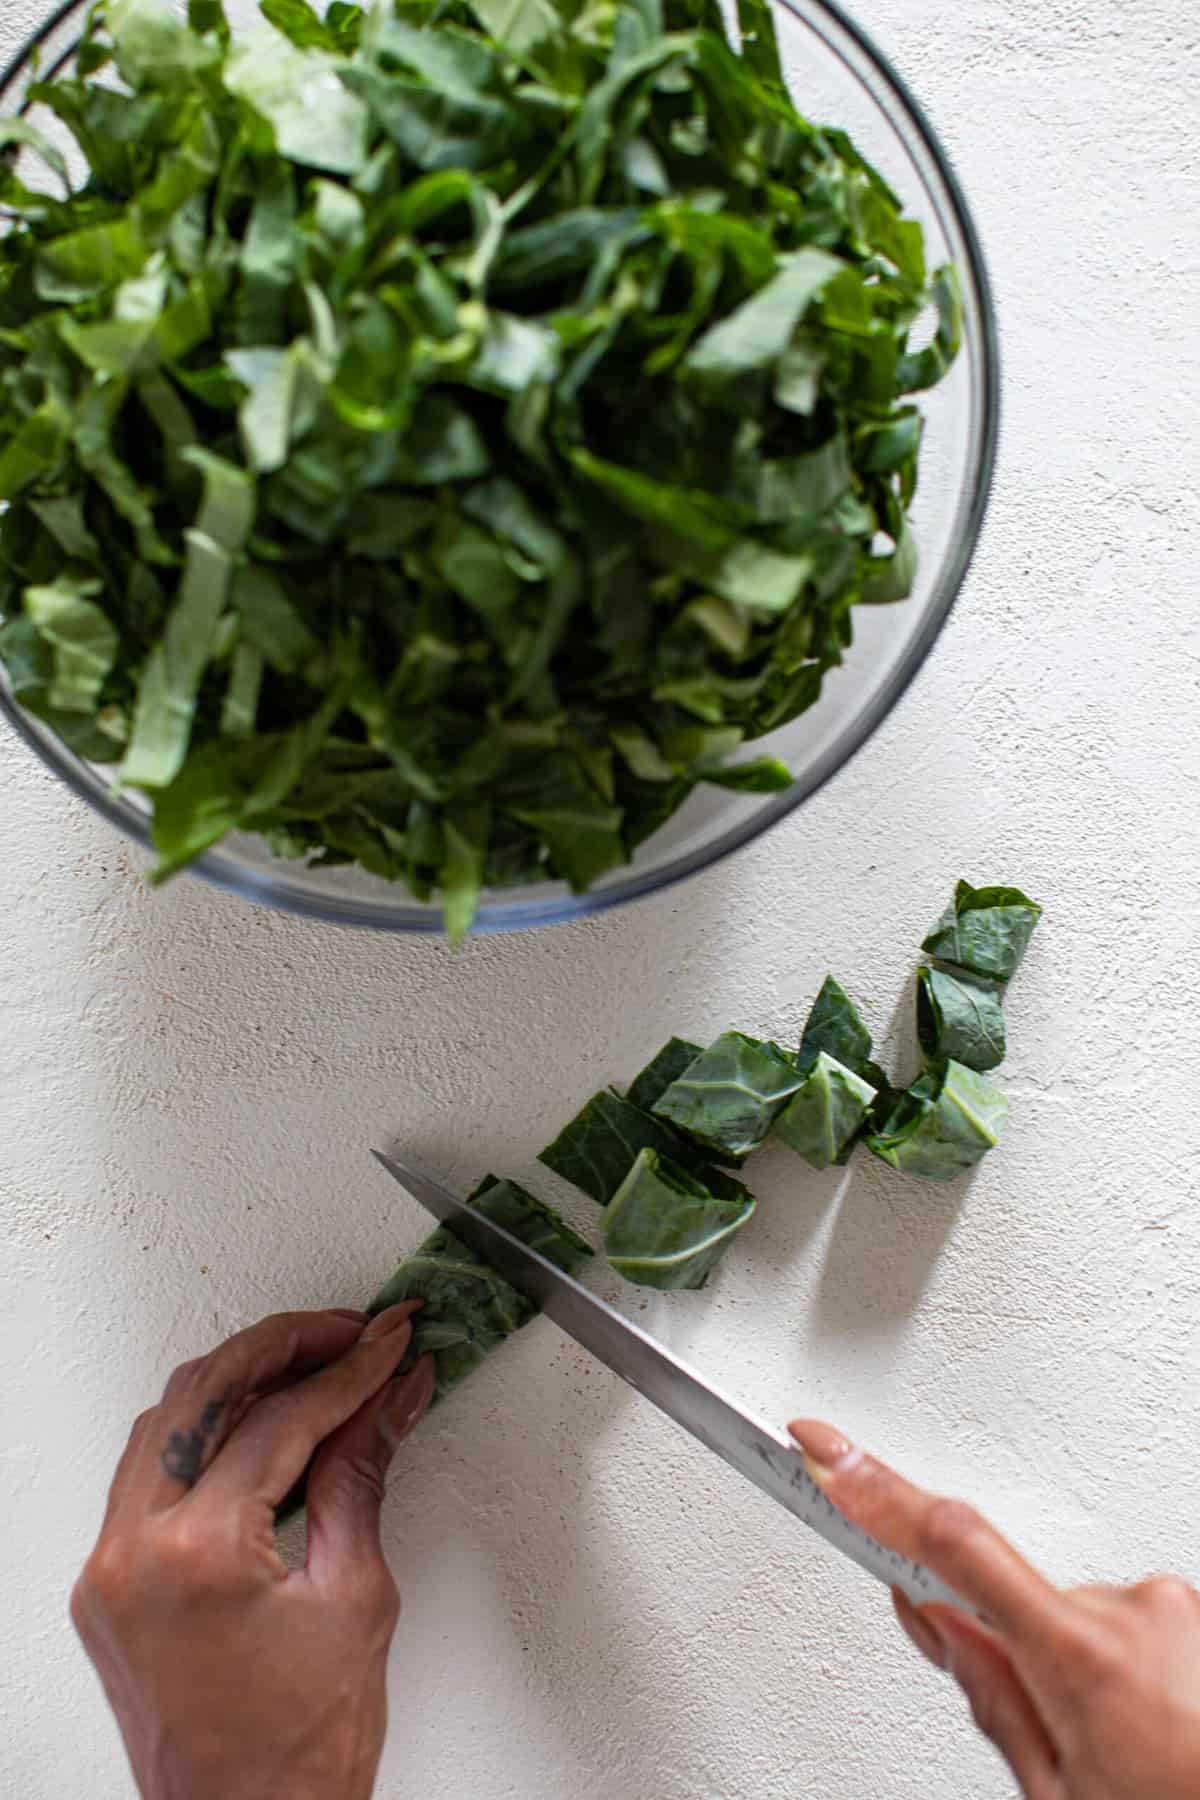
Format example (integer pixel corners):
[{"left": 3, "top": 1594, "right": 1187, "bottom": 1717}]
[{"left": 374, "top": 1151, "right": 969, "bottom": 1613}]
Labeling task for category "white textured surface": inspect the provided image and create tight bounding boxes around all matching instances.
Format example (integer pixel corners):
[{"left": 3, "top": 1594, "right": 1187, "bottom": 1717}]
[{"left": 4, "top": 2, "right": 1200, "bottom": 1796}]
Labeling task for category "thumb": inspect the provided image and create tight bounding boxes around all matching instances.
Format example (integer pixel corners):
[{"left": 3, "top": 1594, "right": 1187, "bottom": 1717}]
[{"left": 305, "top": 1356, "right": 436, "bottom": 1591}]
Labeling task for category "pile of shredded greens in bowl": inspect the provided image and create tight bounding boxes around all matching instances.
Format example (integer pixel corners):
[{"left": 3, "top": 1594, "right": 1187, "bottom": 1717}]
[{"left": 0, "top": 0, "right": 960, "bottom": 935}]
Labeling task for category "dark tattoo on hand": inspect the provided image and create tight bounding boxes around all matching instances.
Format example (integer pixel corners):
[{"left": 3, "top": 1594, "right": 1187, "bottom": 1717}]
[{"left": 161, "top": 1390, "right": 232, "bottom": 1487}]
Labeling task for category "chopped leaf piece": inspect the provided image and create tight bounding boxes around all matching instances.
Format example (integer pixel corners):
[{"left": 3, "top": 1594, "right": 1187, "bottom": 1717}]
[
  {"left": 916, "top": 965, "right": 1006, "bottom": 1073},
  {"left": 225, "top": 31, "right": 369, "bottom": 175},
  {"left": 773, "top": 1050, "right": 876, "bottom": 1169},
  {"left": 24, "top": 577, "right": 117, "bottom": 715},
  {"left": 921, "top": 881, "right": 1043, "bottom": 982},
  {"left": 700, "top": 756, "right": 792, "bottom": 793},
  {"left": 867, "top": 1060, "right": 1008, "bottom": 1183},
  {"left": 603, "top": 1149, "right": 756, "bottom": 1290},
  {"left": 795, "top": 974, "right": 873, "bottom": 1078},
  {"left": 684, "top": 248, "right": 844, "bottom": 384},
  {"left": 122, "top": 531, "right": 234, "bottom": 789},
  {"left": 626, "top": 1038, "right": 704, "bottom": 1113},
  {"left": 652, "top": 1030, "right": 803, "bottom": 1156},
  {"left": 538, "top": 1086, "right": 727, "bottom": 1205}
]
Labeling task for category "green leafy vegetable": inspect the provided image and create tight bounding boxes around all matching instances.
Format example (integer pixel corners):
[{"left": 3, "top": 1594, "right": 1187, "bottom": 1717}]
[
  {"left": 866, "top": 1059, "right": 1008, "bottom": 1183},
  {"left": 538, "top": 1085, "right": 742, "bottom": 1205},
  {"left": 652, "top": 1029, "right": 802, "bottom": 1156},
  {"left": 772, "top": 1050, "right": 876, "bottom": 1169},
  {"left": 602, "top": 1148, "right": 756, "bottom": 1290},
  {"left": 793, "top": 972, "right": 894, "bottom": 1141},
  {"left": 24, "top": 577, "right": 118, "bottom": 713},
  {"left": 0, "top": 0, "right": 957, "bottom": 935},
  {"left": 626, "top": 1038, "right": 704, "bottom": 1113},
  {"left": 367, "top": 1175, "right": 592, "bottom": 1401},
  {"left": 916, "top": 964, "right": 1006, "bottom": 1073},
  {"left": 921, "top": 882, "right": 1043, "bottom": 982},
  {"left": 795, "top": 974, "right": 872, "bottom": 1077}
]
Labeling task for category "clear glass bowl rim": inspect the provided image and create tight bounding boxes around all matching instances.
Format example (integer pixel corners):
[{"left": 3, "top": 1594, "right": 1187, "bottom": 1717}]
[{"left": 0, "top": 0, "right": 1000, "bottom": 935}]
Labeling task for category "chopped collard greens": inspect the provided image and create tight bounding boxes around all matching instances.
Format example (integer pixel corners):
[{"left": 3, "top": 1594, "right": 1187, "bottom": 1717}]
[
  {"left": 865, "top": 1058, "right": 1008, "bottom": 1183},
  {"left": 916, "top": 962, "right": 1005, "bottom": 1072},
  {"left": 0, "top": 0, "right": 958, "bottom": 934},
  {"left": 625, "top": 1036, "right": 705, "bottom": 1114},
  {"left": 772, "top": 1048, "right": 876, "bottom": 1168},
  {"left": 538, "top": 1084, "right": 741, "bottom": 1205},
  {"left": 602, "top": 1147, "right": 756, "bottom": 1289},
  {"left": 651, "top": 1028, "right": 803, "bottom": 1156},
  {"left": 921, "top": 882, "right": 1042, "bottom": 984}
]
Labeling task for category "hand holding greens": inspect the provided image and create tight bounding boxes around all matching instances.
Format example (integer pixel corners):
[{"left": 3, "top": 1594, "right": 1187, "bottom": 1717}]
[{"left": 0, "top": 0, "right": 958, "bottom": 935}]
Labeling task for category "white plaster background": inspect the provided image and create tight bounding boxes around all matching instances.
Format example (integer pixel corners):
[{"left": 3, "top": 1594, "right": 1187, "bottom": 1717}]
[{"left": 3, "top": 2, "right": 1199, "bottom": 1796}]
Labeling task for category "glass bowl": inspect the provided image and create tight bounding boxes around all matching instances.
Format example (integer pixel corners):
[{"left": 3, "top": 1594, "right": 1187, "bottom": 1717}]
[{"left": 0, "top": 0, "right": 998, "bottom": 934}]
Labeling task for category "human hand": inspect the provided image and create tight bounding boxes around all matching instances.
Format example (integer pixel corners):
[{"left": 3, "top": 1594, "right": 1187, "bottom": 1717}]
[
  {"left": 72, "top": 1305, "right": 435, "bottom": 1800},
  {"left": 788, "top": 1420, "right": 1200, "bottom": 1799}
]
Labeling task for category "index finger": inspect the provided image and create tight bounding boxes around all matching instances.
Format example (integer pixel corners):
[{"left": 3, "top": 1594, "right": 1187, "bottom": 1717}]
[
  {"left": 192, "top": 1302, "right": 423, "bottom": 1512},
  {"left": 109, "top": 1311, "right": 367, "bottom": 1517},
  {"left": 787, "top": 1420, "right": 1072, "bottom": 1660}
]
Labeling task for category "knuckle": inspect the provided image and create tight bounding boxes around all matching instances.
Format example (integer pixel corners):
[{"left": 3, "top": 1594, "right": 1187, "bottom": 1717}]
[
  {"left": 68, "top": 1577, "right": 90, "bottom": 1635},
  {"left": 156, "top": 1511, "right": 223, "bottom": 1585},
  {"left": 920, "top": 1498, "right": 986, "bottom": 1564},
  {"left": 162, "top": 1357, "right": 206, "bottom": 1403},
  {"left": 1136, "top": 1574, "right": 1198, "bottom": 1617},
  {"left": 75, "top": 1539, "right": 133, "bottom": 1614},
  {"left": 368, "top": 1566, "right": 401, "bottom": 1633},
  {"left": 257, "top": 1312, "right": 298, "bottom": 1347}
]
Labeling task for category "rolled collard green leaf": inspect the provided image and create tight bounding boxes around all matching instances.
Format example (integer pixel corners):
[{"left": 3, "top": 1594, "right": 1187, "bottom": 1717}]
[
  {"left": 795, "top": 974, "right": 873, "bottom": 1078},
  {"left": 916, "top": 965, "right": 1006, "bottom": 1073},
  {"left": 866, "top": 1061, "right": 1008, "bottom": 1183},
  {"left": 367, "top": 1176, "right": 592, "bottom": 1402},
  {"left": 626, "top": 1038, "right": 704, "bottom": 1113},
  {"left": 468, "top": 1175, "right": 594, "bottom": 1268},
  {"left": 773, "top": 1051, "right": 877, "bottom": 1169},
  {"left": 652, "top": 1030, "right": 803, "bottom": 1157},
  {"left": 603, "top": 1149, "right": 756, "bottom": 1291},
  {"left": 921, "top": 881, "right": 1042, "bottom": 982},
  {"left": 538, "top": 1086, "right": 741, "bottom": 1204}
]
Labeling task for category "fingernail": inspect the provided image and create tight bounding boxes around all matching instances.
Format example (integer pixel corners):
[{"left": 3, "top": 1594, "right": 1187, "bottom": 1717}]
[
  {"left": 787, "top": 1420, "right": 859, "bottom": 1489},
  {"left": 893, "top": 1590, "right": 948, "bottom": 1671},
  {"left": 362, "top": 1302, "right": 419, "bottom": 1342},
  {"left": 381, "top": 1357, "right": 435, "bottom": 1444}
]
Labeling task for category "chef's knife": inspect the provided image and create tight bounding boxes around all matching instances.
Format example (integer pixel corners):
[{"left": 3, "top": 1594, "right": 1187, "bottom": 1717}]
[{"left": 374, "top": 1151, "right": 969, "bottom": 1613}]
